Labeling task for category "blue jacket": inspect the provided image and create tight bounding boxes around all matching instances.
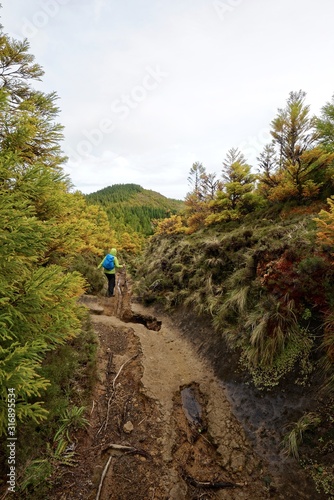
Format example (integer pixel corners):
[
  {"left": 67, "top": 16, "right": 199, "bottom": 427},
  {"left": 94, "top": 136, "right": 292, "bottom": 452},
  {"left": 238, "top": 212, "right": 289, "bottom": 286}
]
[{"left": 98, "top": 248, "right": 123, "bottom": 274}]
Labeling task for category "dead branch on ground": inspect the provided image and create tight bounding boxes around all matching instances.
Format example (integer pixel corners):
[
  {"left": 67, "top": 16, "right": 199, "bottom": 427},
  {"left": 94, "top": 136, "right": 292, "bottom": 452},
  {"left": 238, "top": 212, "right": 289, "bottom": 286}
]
[
  {"left": 95, "top": 456, "right": 112, "bottom": 500},
  {"left": 112, "top": 354, "right": 138, "bottom": 391},
  {"left": 102, "top": 442, "right": 152, "bottom": 460},
  {"left": 181, "top": 468, "right": 245, "bottom": 489}
]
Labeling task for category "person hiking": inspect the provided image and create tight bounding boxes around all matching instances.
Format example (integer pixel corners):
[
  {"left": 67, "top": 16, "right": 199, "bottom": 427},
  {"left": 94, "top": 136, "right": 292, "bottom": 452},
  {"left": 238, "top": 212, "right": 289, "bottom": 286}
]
[{"left": 98, "top": 248, "right": 123, "bottom": 297}]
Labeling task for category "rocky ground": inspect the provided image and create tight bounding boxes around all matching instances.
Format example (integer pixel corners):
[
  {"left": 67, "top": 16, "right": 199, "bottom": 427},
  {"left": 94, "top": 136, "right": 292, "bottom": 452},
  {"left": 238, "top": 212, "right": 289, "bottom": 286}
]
[{"left": 48, "top": 273, "right": 322, "bottom": 499}]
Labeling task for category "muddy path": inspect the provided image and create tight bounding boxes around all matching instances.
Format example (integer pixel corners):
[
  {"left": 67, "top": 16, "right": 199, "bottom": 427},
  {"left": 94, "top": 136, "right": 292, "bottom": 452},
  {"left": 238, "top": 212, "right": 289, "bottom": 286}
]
[{"left": 49, "top": 275, "right": 321, "bottom": 499}]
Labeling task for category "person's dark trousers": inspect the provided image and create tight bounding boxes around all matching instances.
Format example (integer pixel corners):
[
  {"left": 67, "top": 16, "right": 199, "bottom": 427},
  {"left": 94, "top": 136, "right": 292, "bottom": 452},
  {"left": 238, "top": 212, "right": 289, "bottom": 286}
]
[{"left": 105, "top": 273, "right": 116, "bottom": 297}]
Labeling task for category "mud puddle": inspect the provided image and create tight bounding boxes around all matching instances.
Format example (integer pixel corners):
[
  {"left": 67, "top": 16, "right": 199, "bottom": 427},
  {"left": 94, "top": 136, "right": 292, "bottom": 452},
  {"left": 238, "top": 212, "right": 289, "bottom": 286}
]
[
  {"left": 220, "top": 379, "right": 324, "bottom": 497},
  {"left": 180, "top": 384, "right": 205, "bottom": 432}
]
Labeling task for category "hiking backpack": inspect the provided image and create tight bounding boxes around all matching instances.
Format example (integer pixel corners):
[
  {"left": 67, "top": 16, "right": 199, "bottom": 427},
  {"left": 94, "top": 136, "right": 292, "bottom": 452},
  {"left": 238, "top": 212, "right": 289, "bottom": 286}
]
[{"left": 102, "top": 254, "right": 115, "bottom": 270}]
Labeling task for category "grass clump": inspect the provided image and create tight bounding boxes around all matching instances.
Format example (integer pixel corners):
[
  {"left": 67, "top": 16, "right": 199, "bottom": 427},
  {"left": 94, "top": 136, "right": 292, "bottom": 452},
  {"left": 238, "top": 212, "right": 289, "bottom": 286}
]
[
  {"left": 283, "top": 412, "right": 321, "bottom": 459},
  {"left": 283, "top": 401, "right": 334, "bottom": 499}
]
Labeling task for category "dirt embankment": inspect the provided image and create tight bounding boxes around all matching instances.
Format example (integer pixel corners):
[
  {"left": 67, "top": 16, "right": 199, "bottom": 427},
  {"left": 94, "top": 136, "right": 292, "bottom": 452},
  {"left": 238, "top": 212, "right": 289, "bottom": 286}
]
[{"left": 50, "top": 274, "right": 320, "bottom": 499}]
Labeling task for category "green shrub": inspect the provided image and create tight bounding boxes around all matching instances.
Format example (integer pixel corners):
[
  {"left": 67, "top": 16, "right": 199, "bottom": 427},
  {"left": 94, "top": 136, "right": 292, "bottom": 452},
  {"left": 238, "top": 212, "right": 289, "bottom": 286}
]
[
  {"left": 13, "top": 317, "right": 97, "bottom": 496},
  {"left": 69, "top": 253, "right": 105, "bottom": 294}
]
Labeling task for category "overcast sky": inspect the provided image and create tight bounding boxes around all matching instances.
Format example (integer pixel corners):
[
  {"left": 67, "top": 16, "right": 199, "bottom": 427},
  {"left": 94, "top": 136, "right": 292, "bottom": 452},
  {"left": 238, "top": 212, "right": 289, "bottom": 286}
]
[{"left": 1, "top": 0, "right": 334, "bottom": 199}]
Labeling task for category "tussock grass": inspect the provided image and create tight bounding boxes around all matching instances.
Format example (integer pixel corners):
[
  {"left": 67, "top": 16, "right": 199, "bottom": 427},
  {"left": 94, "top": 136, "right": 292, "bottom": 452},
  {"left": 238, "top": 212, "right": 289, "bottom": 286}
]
[
  {"left": 283, "top": 412, "right": 321, "bottom": 458},
  {"left": 134, "top": 208, "right": 334, "bottom": 391},
  {"left": 246, "top": 297, "right": 298, "bottom": 365}
]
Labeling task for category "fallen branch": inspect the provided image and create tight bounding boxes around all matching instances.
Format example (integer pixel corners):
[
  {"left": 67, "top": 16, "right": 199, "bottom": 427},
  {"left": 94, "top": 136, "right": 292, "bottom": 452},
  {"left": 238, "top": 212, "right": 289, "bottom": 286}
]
[
  {"left": 103, "top": 394, "right": 114, "bottom": 432},
  {"left": 97, "top": 355, "right": 138, "bottom": 435},
  {"left": 138, "top": 416, "right": 148, "bottom": 426},
  {"left": 102, "top": 442, "right": 152, "bottom": 460},
  {"left": 96, "top": 393, "right": 114, "bottom": 436},
  {"left": 112, "top": 354, "right": 138, "bottom": 391},
  {"left": 103, "top": 443, "right": 137, "bottom": 452},
  {"left": 96, "top": 456, "right": 112, "bottom": 500},
  {"left": 181, "top": 470, "right": 245, "bottom": 489}
]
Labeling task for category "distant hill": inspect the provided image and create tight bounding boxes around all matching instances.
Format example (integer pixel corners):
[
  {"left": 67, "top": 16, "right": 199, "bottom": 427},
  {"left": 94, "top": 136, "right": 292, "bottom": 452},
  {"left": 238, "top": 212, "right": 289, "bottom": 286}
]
[{"left": 85, "top": 183, "right": 183, "bottom": 237}]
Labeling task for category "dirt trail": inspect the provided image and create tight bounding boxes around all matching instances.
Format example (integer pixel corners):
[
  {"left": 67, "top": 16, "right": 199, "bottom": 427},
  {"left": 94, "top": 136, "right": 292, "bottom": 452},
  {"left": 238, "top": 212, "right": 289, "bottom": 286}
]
[
  {"left": 130, "top": 302, "right": 261, "bottom": 474},
  {"left": 50, "top": 276, "right": 318, "bottom": 499},
  {"left": 79, "top": 302, "right": 269, "bottom": 500}
]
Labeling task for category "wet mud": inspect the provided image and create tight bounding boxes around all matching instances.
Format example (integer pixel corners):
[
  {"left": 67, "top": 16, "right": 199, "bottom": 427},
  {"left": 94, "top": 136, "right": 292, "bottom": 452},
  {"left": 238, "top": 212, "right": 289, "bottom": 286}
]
[
  {"left": 171, "top": 306, "right": 325, "bottom": 499},
  {"left": 180, "top": 383, "right": 206, "bottom": 432}
]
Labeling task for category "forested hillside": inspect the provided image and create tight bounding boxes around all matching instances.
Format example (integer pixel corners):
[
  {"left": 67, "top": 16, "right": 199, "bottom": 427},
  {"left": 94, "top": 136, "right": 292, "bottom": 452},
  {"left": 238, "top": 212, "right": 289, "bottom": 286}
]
[
  {"left": 86, "top": 183, "right": 183, "bottom": 251},
  {"left": 136, "top": 90, "right": 334, "bottom": 497}
]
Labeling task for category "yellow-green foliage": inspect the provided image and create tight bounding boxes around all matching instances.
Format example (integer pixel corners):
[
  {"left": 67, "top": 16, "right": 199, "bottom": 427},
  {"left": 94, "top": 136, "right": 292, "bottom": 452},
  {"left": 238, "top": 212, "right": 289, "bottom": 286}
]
[
  {"left": 0, "top": 156, "right": 88, "bottom": 435},
  {"left": 0, "top": 30, "right": 108, "bottom": 436},
  {"left": 154, "top": 214, "right": 187, "bottom": 234},
  {"left": 315, "top": 196, "right": 334, "bottom": 249}
]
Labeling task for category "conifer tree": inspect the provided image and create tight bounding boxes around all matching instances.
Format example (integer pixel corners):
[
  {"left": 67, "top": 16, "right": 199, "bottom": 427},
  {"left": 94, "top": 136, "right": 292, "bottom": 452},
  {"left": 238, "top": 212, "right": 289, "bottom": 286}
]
[
  {"left": 260, "top": 91, "right": 334, "bottom": 201},
  {"left": 317, "top": 94, "right": 334, "bottom": 153},
  {"left": 205, "top": 148, "right": 259, "bottom": 224},
  {"left": 271, "top": 90, "right": 317, "bottom": 168},
  {"left": 187, "top": 161, "right": 206, "bottom": 199},
  {"left": 0, "top": 35, "right": 65, "bottom": 169},
  {"left": 0, "top": 27, "right": 106, "bottom": 434},
  {"left": 256, "top": 144, "right": 278, "bottom": 196},
  {"left": 200, "top": 171, "right": 221, "bottom": 200},
  {"left": 184, "top": 162, "right": 212, "bottom": 232}
]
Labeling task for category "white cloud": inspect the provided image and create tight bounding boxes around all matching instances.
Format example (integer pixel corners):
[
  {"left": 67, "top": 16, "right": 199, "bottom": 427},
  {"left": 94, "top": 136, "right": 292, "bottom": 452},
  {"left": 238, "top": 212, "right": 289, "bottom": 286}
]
[
  {"left": 1, "top": 0, "right": 334, "bottom": 200},
  {"left": 93, "top": 0, "right": 107, "bottom": 22}
]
